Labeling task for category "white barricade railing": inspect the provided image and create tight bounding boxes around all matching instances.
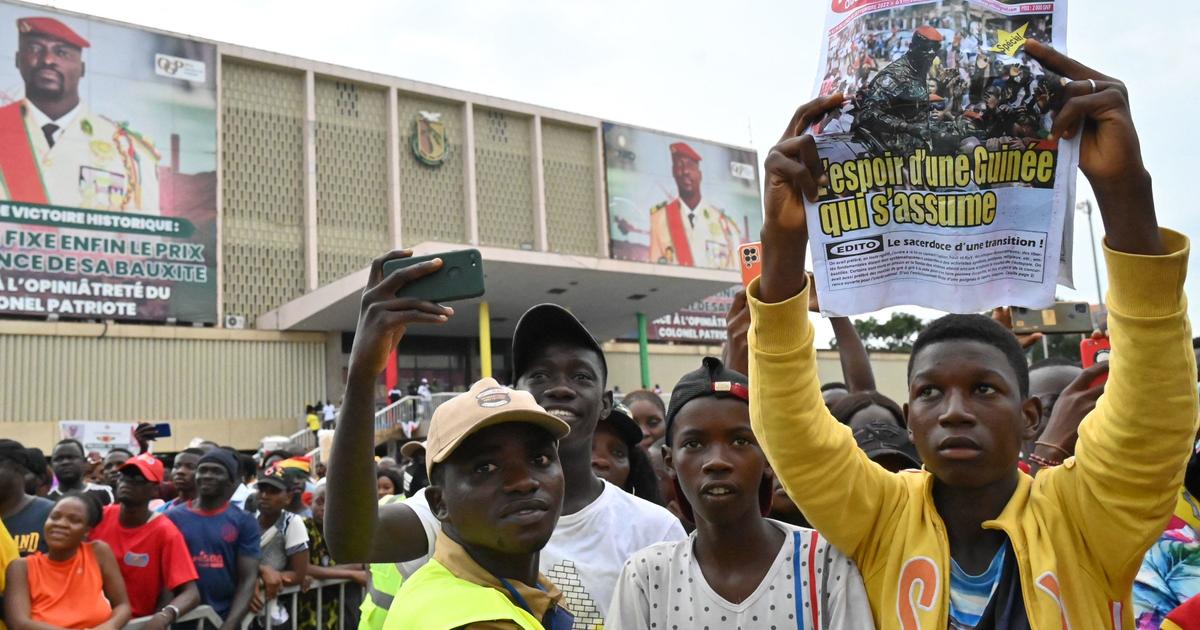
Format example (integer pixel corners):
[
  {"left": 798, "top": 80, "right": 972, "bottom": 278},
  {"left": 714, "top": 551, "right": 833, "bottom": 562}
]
[
  {"left": 288, "top": 425, "right": 316, "bottom": 452},
  {"left": 373, "top": 395, "right": 424, "bottom": 446},
  {"left": 122, "top": 578, "right": 359, "bottom": 630},
  {"left": 240, "top": 578, "right": 359, "bottom": 630},
  {"left": 124, "top": 604, "right": 224, "bottom": 629}
]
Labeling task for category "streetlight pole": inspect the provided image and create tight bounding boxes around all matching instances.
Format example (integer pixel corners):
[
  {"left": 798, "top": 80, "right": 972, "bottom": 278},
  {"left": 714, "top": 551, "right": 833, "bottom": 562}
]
[{"left": 1077, "top": 199, "right": 1104, "bottom": 306}]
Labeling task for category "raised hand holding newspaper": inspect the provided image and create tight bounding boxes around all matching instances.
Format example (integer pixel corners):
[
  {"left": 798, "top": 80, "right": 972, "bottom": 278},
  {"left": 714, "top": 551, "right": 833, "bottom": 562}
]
[{"left": 802, "top": 0, "right": 1077, "bottom": 315}]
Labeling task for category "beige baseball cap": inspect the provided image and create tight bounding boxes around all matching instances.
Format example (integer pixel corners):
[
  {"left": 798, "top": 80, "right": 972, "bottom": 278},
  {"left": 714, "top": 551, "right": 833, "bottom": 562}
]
[
  {"left": 425, "top": 378, "right": 570, "bottom": 475},
  {"left": 399, "top": 440, "right": 425, "bottom": 459}
]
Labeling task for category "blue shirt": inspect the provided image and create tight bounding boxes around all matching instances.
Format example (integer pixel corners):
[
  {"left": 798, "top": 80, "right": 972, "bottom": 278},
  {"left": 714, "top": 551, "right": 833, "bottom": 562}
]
[
  {"left": 166, "top": 502, "right": 260, "bottom": 619},
  {"left": 949, "top": 542, "right": 1007, "bottom": 629}
]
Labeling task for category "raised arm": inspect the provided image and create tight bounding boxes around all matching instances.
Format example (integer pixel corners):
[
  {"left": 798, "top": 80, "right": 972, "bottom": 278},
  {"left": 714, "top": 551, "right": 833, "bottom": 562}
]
[
  {"left": 1024, "top": 39, "right": 1197, "bottom": 591},
  {"left": 750, "top": 95, "right": 905, "bottom": 565},
  {"left": 831, "top": 318, "right": 876, "bottom": 392},
  {"left": 325, "top": 251, "right": 453, "bottom": 564}
]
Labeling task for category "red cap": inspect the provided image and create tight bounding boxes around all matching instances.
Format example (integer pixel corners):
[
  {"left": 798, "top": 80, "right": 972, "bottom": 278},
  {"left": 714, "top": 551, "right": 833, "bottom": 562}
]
[
  {"left": 120, "top": 453, "right": 164, "bottom": 483},
  {"left": 17, "top": 17, "right": 90, "bottom": 49},
  {"left": 914, "top": 26, "right": 944, "bottom": 43},
  {"left": 669, "top": 142, "right": 702, "bottom": 162}
]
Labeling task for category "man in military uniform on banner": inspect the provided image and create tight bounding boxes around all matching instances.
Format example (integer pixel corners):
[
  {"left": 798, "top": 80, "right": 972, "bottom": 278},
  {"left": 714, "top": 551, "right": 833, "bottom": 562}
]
[
  {"left": 0, "top": 16, "right": 161, "bottom": 214},
  {"left": 648, "top": 142, "right": 741, "bottom": 270}
]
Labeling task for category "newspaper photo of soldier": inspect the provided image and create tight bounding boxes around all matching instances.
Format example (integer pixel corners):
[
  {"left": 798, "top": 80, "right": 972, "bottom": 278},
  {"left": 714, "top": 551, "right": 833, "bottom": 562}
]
[
  {"left": 815, "top": 1, "right": 1063, "bottom": 159},
  {"left": 803, "top": 0, "right": 1077, "bottom": 316}
]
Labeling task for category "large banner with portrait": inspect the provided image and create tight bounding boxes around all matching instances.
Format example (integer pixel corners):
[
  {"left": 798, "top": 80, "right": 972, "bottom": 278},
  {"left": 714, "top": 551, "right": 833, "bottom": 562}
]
[
  {"left": 0, "top": 2, "right": 217, "bottom": 323},
  {"left": 804, "top": 0, "right": 1075, "bottom": 316},
  {"left": 604, "top": 123, "right": 762, "bottom": 271}
]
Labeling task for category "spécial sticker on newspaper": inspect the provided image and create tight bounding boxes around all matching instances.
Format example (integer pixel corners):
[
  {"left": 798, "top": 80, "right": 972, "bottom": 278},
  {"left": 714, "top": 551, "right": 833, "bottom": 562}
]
[{"left": 805, "top": 0, "right": 1076, "bottom": 316}]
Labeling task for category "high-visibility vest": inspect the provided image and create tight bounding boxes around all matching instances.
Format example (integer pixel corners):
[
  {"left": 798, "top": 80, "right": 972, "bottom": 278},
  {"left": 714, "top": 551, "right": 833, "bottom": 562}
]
[
  {"left": 382, "top": 559, "right": 543, "bottom": 630},
  {"left": 357, "top": 494, "right": 408, "bottom": 630}
]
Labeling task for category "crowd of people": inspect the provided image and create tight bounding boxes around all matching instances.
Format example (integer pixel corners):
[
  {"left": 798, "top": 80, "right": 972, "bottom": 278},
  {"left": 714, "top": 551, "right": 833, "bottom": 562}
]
[{"left": 0, "top": 39, "right": 1198, "bottom": 630}]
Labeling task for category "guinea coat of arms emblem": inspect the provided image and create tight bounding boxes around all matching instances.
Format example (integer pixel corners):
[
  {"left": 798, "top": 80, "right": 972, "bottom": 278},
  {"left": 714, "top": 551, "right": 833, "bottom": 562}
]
[{"left": 411, "top": 110, "right": 447, "bottom": 166}]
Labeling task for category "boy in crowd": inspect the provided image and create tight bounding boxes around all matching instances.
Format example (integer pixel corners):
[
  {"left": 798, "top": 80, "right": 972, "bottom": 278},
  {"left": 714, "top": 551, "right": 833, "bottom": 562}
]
[
  {"left": 90, "top": 453, "right": 200, "bottom": 627},
  {"left": 252, "top": 466, "right": 310, "bottom": 619},
  {"left": 609, "top": 358, "right": 872, "bottom": 628},
  {"left": 750, "top": 41, "right": 1196, "bottom": 628},
  {"left": 0, "top": 441, "right": 53, "bottom": 557},
  {"left": 167, "top": 449, "right": 261, "bottom": 630},
  {"left": 327, "top": 257, "right": 684, "bottom": 628},
  {"left": 47, "top": 439, "right": 113, "bottom": 506},
  {"left": 156, "top": 447, "right": 202, "bottom": 514},
  {"left": 388, "top": 378, "right": 572, "bottom": 629}
]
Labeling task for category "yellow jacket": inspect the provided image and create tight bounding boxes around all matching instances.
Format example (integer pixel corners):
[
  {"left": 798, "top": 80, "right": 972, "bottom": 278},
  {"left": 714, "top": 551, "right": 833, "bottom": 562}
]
[{"left": 748, "top": 228, "right": 1197, "bottom": 629}]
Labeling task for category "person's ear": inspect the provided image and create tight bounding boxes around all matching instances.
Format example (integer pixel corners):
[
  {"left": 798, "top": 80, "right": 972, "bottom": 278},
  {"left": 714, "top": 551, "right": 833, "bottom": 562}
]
[
  {"left": 1021, "top": 396, "right": 1043, "bottom": 441},
  {"left": 425, "top": 486, "right": 449, "bottom": 522},
  {"left": 903, "top": 403, "right": 914, "bottom": 441},
  {"left": 601, "top": 389, "right": 614, "bottom": 420},
  {"left": 80, "top": 61, "right": 85, "bottom": 78}
]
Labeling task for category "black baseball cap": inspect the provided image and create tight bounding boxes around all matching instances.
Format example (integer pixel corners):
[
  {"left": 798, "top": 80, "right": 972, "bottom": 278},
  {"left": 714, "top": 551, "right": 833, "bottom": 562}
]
[
  {"left": 601, "top": 404, "right": 644, "bottom": 447},
  {"left": 512, "top": 304, "right": 607, "bottom": 383},
  {"left": 853, "top": 420, "right": 921, "bottom": 470},
  {"left": 665, "top": 357, "right": 749, "bottom": 445},
  {"left": 257, "top": 465, "right": 289, "bottom": 492}
]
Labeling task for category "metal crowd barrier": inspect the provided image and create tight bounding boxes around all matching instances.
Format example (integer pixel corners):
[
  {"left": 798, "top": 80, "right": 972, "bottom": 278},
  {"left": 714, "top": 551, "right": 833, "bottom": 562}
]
[
  {"left": 125, "top": 605, "right": 223, "bottom": 630},
  {"left": 123, "top": 578, "right": 359, "bottom": 630},
  {"left": 244, "top": 578, "right": 359, "bottom": 630}
]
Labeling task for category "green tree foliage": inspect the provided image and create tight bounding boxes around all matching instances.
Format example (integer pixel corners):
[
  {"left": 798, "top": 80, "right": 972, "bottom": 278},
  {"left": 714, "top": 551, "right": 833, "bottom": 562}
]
[{"left": 851, "top": 313, "right": 927, "bottom": 352}]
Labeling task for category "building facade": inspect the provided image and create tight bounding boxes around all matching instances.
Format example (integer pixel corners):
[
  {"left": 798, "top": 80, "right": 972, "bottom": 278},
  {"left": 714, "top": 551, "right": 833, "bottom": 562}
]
[{"left": 0, "top": 0, "right": 776, "bottom": 450}]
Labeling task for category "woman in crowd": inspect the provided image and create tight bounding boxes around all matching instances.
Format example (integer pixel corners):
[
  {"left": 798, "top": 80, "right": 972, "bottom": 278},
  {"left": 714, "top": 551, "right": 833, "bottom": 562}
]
[
  {"left": 375, "top": 468, "right": 405, "bottom": 499},
  {"left": 592, "top": 404, "right": 662, "bottom": 505},
  {"left": 622, "top": 389, "right": 667, "bottom": 450},
  {"left": 3, "top": 494, "right": 131, "bottom": 630}
]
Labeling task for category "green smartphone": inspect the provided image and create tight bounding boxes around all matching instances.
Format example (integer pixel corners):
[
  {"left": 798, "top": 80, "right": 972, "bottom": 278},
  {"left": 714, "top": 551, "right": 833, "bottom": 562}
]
[{"left": 381, "top": 249, "right": 485, "bottom": 302}]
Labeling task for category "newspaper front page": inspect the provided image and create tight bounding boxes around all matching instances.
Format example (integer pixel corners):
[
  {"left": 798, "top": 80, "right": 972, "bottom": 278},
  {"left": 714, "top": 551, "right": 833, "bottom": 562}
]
[{"left": 804, "top": 0, "right": 1076, "bottom": 315}]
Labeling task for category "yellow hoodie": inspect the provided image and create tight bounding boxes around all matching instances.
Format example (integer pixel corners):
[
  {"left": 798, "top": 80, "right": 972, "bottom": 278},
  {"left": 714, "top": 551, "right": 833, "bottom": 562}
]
[{"left": 748, "top": 228, "right": 1197, "bottom": 629}]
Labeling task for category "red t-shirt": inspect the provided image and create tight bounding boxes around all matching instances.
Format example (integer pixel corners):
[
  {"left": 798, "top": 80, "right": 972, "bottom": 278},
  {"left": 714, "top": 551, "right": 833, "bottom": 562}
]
[{"left": 90, "top": 504, "right": 199, "bottom": 617}]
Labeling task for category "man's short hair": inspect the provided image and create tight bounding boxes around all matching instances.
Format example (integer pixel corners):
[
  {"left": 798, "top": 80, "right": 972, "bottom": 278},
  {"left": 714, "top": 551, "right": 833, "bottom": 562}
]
[
  {"left": 54, "top": 438, "right": 85, "bottom": 457},
  {"left": 180, "top": 447, "right": 206, "bottom": 457},
  {"left": 237, "top": 454, "right": 256, "bottom": 481},
  {"left": 107, "top": 447, "right": 134, "bottom": 459},
  {"left": 820, "top": 381, "right": 849, "bottom": 392},
  {"left": 908, "top": 314, "right": 1030, "bottom": 397}
]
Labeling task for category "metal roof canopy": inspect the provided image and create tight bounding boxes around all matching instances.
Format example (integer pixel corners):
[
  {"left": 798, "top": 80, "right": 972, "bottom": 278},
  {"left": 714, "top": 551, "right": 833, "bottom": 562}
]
[{"left": 258, "top": 243, "right": 741, "bottom": 340}]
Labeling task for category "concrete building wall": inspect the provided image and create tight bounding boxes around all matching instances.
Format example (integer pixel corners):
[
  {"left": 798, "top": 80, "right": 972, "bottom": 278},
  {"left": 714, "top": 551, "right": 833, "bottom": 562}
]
[{"left": 0, "top": 321, "right": 326, "bottom": 451}]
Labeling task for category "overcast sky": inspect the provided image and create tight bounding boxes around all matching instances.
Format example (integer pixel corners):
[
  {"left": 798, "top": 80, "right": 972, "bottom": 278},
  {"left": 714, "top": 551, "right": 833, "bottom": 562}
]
[{"left": 40, "top": 0, "right": 1200, "bottom": 346}]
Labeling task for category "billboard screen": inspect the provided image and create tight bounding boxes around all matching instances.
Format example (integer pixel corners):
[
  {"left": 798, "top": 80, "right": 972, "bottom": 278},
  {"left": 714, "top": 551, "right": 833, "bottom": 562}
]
[
  {"left": 0, "top": 3, "right": 218, "bottom": 323},
  {"left": 604, "top": 122, "right": 762, "bottom": 271}
]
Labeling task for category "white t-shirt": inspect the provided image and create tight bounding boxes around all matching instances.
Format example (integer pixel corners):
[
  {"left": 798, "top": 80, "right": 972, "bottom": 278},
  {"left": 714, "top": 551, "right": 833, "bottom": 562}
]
[
  {"left": 403, "top": 480, "right": 686, "bottom": 628},
  {"left": 607, "top": 519, "right": 875, "bottom": 630},
  {"left": 230, "top": 483, "right": 253, "bottom": 510}
]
